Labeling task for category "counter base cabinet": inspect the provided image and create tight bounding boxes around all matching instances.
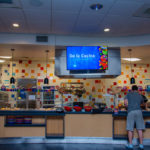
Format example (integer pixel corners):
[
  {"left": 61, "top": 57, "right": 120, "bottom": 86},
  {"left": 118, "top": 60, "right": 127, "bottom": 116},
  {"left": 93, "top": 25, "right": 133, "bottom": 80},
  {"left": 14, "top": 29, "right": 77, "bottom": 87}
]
[
  {"left": 46, "top": 116, "right": 64, "bottom": 138},
  {"left": 113, "top": 116, "right": 150, "bottom": 139},
  {"left": 0, "top": 116, "right": 45, "bottom": 138},
  {"left": 65, "top": 114, "right": 112, "bottom": 137}
]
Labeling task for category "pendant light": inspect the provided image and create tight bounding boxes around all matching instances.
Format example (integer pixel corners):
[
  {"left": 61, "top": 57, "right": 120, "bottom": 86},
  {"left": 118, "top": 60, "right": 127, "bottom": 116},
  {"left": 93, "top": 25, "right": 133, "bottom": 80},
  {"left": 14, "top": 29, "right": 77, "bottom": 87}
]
[
  {"left": 10, "top": 48, "right": 15, "bottom": 84},
  {"left": 44, "top": 50, "right": 49, "bottom": 84},
  {"left": 128, "top": 49, "right": 135, "bottom": 84}
]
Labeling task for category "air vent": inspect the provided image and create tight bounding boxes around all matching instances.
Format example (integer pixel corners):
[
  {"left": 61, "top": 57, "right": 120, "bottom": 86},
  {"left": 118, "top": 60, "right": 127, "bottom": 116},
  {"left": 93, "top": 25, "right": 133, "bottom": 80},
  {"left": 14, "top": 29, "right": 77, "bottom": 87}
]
[
  {"left": 36, "top": 36, "right": 48, "bottom": 42},
  {"left": 0, "top": 0, "right": 12, "bottom": 4},
  {"left": 133, "top": 4, "right": 150, "bottom": 18}
]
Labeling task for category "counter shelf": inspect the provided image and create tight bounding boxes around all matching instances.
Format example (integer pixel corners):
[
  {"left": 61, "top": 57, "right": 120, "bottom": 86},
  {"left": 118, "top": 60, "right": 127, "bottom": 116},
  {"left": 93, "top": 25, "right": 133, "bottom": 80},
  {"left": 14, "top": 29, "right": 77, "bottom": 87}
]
[{"left": 0, "top": 110, "right": 65, "bottom": 139}]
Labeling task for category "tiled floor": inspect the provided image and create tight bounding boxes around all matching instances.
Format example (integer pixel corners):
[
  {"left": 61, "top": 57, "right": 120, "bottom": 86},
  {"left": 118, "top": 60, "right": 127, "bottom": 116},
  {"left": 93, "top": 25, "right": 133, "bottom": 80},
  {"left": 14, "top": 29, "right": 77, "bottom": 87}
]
[{"left": 0, "top": 144, "right": 150, "bottom": 150}]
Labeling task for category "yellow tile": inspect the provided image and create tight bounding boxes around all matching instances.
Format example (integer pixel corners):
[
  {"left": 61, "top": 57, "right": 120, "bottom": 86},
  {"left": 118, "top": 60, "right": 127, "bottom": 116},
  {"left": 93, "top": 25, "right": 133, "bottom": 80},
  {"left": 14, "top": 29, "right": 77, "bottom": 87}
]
[
  {"left": 25, "top": 73, "right": 28, "bottom": 76},
  {"left": 31, "top": 76, "right": 35, "bottom": 78},
  {"left": 68, "top": 80, "right": 72, "bottom": 83},
  {"left": 83, "top": 95, "right": 86, "bottom": 99},
  {"left": 142, "top": 75, "right": 145, "bottom": 78},
  {"left": 126, "top": 66, "right": 129, "bottom": 69},
  {"left": 49, "top": 73, "right": 53, "bottom": 76},
  {"left": 137, "top": 72, "right": 140, "bottom": 75},
  {"left": 37, "top": 82, "right": 41, "bottom": 86},
  {"left": 118, "top": 80, "right": 122, "bottom": 84},
  {"left": 86, "top": 83, "right": 90, "bottom": 86}
]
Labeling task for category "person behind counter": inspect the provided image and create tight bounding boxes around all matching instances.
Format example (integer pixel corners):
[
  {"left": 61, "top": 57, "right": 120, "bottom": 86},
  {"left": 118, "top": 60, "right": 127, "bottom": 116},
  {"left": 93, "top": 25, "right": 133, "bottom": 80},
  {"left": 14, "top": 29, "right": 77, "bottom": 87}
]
[{"left": 124, "top": 85, "right": 145, "bottom": 150}]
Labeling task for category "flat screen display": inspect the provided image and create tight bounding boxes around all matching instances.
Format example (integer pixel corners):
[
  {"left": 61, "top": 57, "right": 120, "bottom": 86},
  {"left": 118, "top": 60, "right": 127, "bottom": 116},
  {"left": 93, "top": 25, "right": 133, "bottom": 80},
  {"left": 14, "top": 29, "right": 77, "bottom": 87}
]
[{"left": 66, "top": 46, "right": 108, "bottom": 70}]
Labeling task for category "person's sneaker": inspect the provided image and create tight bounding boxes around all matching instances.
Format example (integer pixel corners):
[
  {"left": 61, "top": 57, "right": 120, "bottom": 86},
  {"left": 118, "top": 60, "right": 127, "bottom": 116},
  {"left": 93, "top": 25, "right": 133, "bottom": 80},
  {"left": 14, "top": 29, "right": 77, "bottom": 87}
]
[
  {"left": 139, "top": 144, "right": 144, "bottom": 149},
  {"left": 126, "top": 144, "right": 133, "bottom": 149}
]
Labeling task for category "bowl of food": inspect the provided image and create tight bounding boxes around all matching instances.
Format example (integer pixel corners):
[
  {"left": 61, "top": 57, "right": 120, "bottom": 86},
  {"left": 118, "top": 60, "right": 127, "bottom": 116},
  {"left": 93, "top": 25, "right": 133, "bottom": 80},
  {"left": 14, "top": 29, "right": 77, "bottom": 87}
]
[
  {"left": 73, "top": 106, "right": 82, "bottom": 112},
  {"left": 84, "top": 106, "right": 92, "bottom": 112},
  {"left": 64, "top": 106, "right": 72, "bottom": 112}
]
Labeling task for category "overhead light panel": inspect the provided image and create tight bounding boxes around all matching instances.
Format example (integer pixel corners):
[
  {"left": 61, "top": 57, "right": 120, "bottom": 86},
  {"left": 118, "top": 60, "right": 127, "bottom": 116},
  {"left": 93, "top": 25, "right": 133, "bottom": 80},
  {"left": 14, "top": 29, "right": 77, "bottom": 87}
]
[
  {"left": 0, "top": 59, "right": 5, "bottom": 63},
  {"left": 122, "top": 58, "right": 141, "bottom": 62},
  {"left": 104, "top": 28, "right": 110, "bottom": 32},
  {"left": 12, "top": 23, "right": 19, "bottom": 27},
  {"left": 0, "top": 56, "right": 11, "bottom": 59}
]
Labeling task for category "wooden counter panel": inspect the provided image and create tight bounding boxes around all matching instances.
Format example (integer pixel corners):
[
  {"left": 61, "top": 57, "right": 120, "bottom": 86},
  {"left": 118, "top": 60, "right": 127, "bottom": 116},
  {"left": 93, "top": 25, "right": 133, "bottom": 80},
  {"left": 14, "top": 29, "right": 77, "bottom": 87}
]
[
  {"left": 0, "top": 116, "right": 5, "bottom": 137},
  {"left": 46, "top": 116, "right": 64, "bottom": 136},
  {"left": 4, "top": 127, "right": 45, "bottom": 137},
  {"left": 32, "top": 116, "right": 45, "bottom": 124},
  {"left": 65, "top": 114, "right": 112, "bottom": 137}
]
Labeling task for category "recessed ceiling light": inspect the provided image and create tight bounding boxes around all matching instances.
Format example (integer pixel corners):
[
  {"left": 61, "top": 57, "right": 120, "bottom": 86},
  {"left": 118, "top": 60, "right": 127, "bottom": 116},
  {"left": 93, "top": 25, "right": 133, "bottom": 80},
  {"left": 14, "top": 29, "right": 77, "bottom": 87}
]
[
  {"left": 104, "top": 28, "right": 110, "bottom": 32},
  {"left": 90, "top": 4, "right": 103, "bottom": 11},
  {"left": 0, "top": 60, "right": 5, "bottom": 63},
  {"left": 122, "top": 58, "right": 141, "bottom": 61},
  {"left": 12, "top": 23, "right": 19, "bottom": 27},
  {"left": 0, "top": 56, "right": 11, "bottom": 59}
]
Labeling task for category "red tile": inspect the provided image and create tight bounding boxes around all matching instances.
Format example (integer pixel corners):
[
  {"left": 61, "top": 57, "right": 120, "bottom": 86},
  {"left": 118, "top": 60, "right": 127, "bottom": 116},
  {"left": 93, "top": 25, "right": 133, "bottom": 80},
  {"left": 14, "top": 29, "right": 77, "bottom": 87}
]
[
  {"left": 19, "top": 60, "right": 22, "bottom": 64},
  {"left": 28, "top": 60, "right": 32, "bottom": 64},
  {"left": 22, "top": 69, "right": 25, "bottom": 73},
  {"left": 40, "top": 67, "right": 44, "bottom": 70}
]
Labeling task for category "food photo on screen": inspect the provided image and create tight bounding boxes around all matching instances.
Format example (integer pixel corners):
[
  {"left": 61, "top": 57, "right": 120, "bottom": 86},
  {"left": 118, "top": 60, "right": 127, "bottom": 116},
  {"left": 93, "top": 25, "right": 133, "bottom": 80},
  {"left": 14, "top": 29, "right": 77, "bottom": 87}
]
[{"left": 66, "top": 46, "right": 108, "bottom": 70}]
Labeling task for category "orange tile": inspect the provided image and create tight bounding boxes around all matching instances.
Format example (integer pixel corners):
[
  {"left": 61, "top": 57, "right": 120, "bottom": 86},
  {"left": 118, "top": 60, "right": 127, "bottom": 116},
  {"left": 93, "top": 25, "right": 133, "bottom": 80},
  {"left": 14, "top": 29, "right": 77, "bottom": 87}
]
[
  {"left": 15, "top": 69, "right": 19, "bottom": 73},
  {"left": 98, "top": 89, "right": 102, "bottom": 92},
  {"left": 37, "top": 64, "right": 41, "bottom": 67},
  {"left": 37, "top": 73, "right": 40, "bottom": 76},
  {"left": 25, "top": 64, "right": 28, "bottom": 67},
  {"left": 77, "top": 80, "right": 80, "bottom": 83},
  {"left": 121, "top": 72, "right": 124, "bottom": 75},
  {"left": 47, "top": 64, "right": 50, "bottom": 67},
  {"left": 31, "top": 70, "right": 35, "bottom": 73},
  {"left": 53, "top": 79, "right": 56, "bottom": 83},
  {"left": 98, "top": 95, "right": 102, "bottom": 98}
]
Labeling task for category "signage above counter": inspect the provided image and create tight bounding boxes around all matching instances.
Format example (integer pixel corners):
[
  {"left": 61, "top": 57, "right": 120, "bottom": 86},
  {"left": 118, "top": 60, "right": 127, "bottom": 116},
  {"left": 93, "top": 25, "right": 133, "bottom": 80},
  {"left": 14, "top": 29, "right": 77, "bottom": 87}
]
[{"left": 55, "top": 46, "right": 121, "bottom": 78}]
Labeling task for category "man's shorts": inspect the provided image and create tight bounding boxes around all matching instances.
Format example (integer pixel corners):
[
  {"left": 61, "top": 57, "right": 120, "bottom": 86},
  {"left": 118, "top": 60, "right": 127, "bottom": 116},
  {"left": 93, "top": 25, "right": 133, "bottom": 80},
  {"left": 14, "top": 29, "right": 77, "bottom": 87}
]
[{"left": 126, "top": 110, "right": 145, "bottom": 131}]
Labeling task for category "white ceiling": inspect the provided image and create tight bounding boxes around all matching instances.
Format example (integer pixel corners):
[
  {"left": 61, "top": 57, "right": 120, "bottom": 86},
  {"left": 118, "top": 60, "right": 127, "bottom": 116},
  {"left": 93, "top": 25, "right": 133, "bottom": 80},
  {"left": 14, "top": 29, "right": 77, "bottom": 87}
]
[{"left": 0, "top": 0, "right": 150, "bottom": 36}]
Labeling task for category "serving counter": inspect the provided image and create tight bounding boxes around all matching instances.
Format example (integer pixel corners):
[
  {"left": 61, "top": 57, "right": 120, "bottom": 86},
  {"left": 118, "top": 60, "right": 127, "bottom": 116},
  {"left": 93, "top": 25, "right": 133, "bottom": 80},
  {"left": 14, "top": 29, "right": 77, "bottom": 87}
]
[{"left": 0, "top": 110, "right": 150, "bottom": 140}]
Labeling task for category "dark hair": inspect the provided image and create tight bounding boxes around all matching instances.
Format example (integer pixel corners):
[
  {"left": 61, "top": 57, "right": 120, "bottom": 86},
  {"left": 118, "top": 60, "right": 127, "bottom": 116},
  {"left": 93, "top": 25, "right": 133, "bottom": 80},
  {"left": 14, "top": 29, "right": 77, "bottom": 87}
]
[{"left": 132, "top": 85, "right": 138, "bottom": 91}]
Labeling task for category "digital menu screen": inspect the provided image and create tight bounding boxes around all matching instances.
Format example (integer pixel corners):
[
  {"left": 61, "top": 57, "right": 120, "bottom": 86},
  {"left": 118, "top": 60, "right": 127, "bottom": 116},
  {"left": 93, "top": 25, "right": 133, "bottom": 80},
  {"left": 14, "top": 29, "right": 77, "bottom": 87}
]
[{"left": 66, "top": 46, "right": 108, "bottom": 70}]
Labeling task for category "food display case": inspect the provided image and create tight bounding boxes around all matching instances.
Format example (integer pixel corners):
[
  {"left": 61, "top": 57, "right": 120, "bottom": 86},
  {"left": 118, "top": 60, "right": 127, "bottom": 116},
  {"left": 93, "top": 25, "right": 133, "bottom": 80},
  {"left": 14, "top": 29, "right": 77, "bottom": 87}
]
[{"left": 41, "top": 86, "right": 55, "bottom": 108}]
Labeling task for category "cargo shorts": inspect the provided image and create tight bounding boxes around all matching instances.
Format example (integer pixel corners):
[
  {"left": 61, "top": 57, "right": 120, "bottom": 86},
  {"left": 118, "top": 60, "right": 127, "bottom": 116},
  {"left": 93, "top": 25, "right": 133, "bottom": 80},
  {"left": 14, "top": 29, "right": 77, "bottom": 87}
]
[{"left": 126, "top": 110, "right": 145, "bottom": 131}]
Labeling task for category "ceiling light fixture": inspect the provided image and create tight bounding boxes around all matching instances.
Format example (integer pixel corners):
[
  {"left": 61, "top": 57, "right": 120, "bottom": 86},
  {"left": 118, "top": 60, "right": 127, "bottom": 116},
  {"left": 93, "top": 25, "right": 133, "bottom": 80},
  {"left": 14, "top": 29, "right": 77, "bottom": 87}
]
[
  {"left": 12, "top": 23, "right": 19, "bottom": 27},
  {"left": 10, "top": 49, "right": 15, "bottom": 84},
  {"left": 104, "top": 28, "right": 110, "bottom": 32},
  {"left": 90, "top": 4, "right": 103, "bottom": 11},
  {"left": 0, "top": 60, "right": 5, "bottom": 63},
  {"left": 128, "top": 49, "right": 135, "bottom": 84},
  {"left": 0, "top": 56, "right": 11, "bottom": 59},
  {"left": 122, "top": 58, "right": 141, "bottom": 61},
  {"left": 44, "top": 50, "right": 49, "bottom": 84}
]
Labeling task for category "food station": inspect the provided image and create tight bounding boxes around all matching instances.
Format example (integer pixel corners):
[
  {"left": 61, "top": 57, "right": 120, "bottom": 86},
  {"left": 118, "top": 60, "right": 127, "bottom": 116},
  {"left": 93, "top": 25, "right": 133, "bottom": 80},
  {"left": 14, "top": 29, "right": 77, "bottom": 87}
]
[{"left": 0, "top": 45, "right": 150, "bottom": 143}]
